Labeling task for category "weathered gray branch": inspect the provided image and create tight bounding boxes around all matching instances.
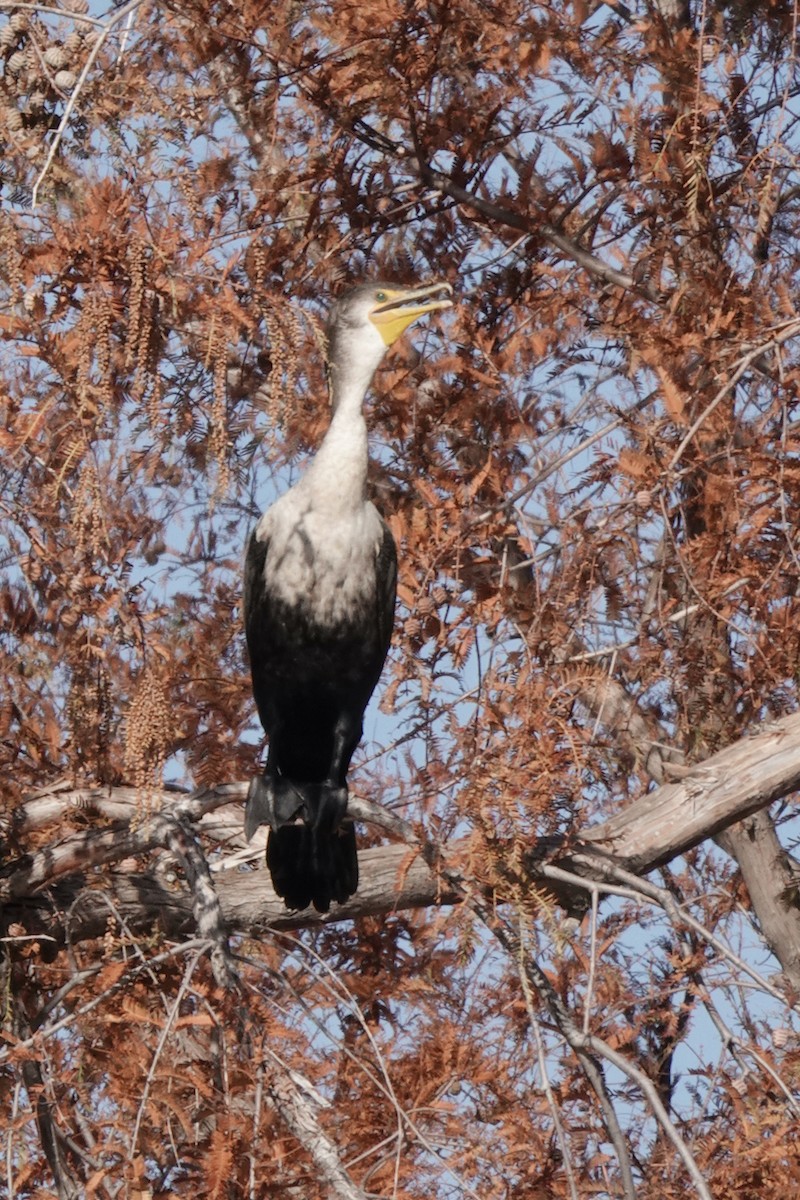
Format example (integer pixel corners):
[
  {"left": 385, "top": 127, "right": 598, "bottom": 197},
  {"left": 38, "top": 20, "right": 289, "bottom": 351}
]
[
  {"left": 580, "top": 712, "right": 800, "bottom": 872},
  {"left": 717, "top": 811, "right": 800, "bottom": 991},
  {"left": 4, "top": 710, "right": 800, "bottom": 948},
  {"left": 3, "top": 843, "right": 457, "bottom": 946},
  {"left": 264, "top": 1058, "right": 372, "bottom": 1200}
]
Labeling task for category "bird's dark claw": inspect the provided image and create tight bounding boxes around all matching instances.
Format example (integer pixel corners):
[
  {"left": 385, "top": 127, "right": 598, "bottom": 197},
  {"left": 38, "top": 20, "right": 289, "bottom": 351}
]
[
  {"left": 245, "top": 775, "right": 309, "bottom": 838},
  {"left": 244, "top": 776, "right": 278, "bottom": 839},
  {"left": 245, "top": 776, "right": 351, "bottom": 841},
  {"left": 314, "top": 784, "right": 349, "bottom": 835}
]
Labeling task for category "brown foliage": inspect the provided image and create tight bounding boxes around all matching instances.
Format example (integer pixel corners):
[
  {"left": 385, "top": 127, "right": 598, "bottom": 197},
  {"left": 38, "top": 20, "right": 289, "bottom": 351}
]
[{"left": 2, "top": 0, "right": 800, "bottom": 1197}]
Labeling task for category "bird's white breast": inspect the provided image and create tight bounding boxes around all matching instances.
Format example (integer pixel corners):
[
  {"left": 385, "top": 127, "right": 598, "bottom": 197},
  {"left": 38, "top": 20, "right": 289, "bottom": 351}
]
[{"left": 257, "top": 495, "right": 383, "bottom": 628}]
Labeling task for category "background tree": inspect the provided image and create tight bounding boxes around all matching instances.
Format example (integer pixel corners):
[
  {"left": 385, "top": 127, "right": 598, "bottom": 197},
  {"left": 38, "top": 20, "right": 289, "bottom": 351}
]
[{"left": 2, "top": 0, "right": 800, "bottom": 1196}]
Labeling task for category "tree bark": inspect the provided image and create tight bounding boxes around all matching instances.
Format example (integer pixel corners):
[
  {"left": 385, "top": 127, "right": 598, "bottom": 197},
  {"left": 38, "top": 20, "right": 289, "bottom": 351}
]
[
  {"left": 580, "top": 712, "right": 800, "bottom": 871},
  {"left": 717, "top": 811, "right": 800, "bottom": 992},
  {"left": 6, "top": 710, "right": 800, "bottom": 946}
]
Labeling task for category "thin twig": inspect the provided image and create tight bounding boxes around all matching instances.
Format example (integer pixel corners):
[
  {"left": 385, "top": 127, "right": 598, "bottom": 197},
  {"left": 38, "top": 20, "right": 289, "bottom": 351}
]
[
  {"left": 418, "top": 162, "right": 659, "bottom": 301},
  {"left": 567, "top": 854, "right": 796, "bottom": 1010},
  {"left": 31, "top": 0, "right": 149, "bottom": 209},
  {"left": 517, "top": 917, "right": 580, "bottom": 1200},
  {"left": 470, "top": 899, "right": 637, "bottom": 1200},
  {"left": 697, "top": 976, "right": 800, "bottom": 1118},
  {"left": 668, "top": 320, "right": 800, "bottom": 469},
  {"left": 583, "top": 889, "right": 599, "bottom": 1037},
  {"left": 0, "top": 941, "right": 212, "bottom": 1065},
  {"left": 264, "top": 932, "right": 488, "bottom": 1200},
  {"left": 127, "top": 946, "right": 205, "bottom": 1161},
  {"left": 579, "top": 1032, "right": 713, "bottom": 1200},
  {"left": 512, "top": 912, "right": 710, "bottom": 1199}
]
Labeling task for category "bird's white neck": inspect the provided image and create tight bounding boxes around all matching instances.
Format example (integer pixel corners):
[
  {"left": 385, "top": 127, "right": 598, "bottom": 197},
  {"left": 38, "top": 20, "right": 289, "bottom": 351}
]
[
  {"left": 302, "top": 324, "right": 387, "bottom": 513},
  {"left": 305, "top": 387, "right": 368, "bottom": 509}
]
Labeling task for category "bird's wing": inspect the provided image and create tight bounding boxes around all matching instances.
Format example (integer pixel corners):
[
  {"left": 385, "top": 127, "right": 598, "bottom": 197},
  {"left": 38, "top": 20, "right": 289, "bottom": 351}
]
[
  {"left": 243, "top": 525, "right": 270, "bottom": 640},
  {"left": 376, "top": 519, "right": 398, "bottom": 654}
]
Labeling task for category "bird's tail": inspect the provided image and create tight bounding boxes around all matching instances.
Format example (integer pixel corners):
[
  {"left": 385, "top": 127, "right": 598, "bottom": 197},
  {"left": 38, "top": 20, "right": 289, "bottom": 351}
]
[
  {"left": 245, "top": 776, "right": 359, "bottom": 912},
  {"left": 267, "top": 820, "right": 358, "bottom": 913}
]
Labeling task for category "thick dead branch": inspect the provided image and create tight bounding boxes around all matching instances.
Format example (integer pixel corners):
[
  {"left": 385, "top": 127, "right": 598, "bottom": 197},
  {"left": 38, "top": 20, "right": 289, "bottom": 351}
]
[
  {"left": 5, "top": 709, "right": 800, "bottom": 945},
  {"left": 580, "top": 711, "right": 800, "bottom": 871},
  {"left": 717, "top": 812, "right": 800, "bottom": 992},
  {"left": 264, "top": 1058, "right": 371, "bottom": 1200},
  {"left": 2, "top": 843, "right": 459, "bottom": 946},
  {"left": 556, "top": 605, "right": 800, "bottom": 984}
]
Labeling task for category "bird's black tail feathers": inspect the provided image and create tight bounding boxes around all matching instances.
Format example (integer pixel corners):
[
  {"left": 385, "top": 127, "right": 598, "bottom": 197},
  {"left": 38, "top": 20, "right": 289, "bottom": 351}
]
[
  {"left": 245, "top": 776, "right": 358, "bottom": 912},
  {"left": 267, "top": 821, "right": 358, "bottom": 913}
]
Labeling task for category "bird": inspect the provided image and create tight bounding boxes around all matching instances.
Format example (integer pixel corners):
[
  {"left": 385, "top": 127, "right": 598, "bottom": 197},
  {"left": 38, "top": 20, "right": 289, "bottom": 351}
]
[{"left": 243, "top": 280, "right": 453, "bottom": 912}]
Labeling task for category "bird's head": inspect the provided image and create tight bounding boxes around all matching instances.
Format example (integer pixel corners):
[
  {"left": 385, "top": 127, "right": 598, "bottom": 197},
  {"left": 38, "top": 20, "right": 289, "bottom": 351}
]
[
  {"left": 364, "top": 281, "right": 454, "bottom": 346},
  {"left": 326, "top": 281, "right": 453, "bottom": 390}
]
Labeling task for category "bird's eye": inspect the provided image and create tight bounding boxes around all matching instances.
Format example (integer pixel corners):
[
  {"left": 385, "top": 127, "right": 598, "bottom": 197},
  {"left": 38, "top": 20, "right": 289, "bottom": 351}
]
[{"left": 375, "top": 290, "right": 387, "bottom": 302}]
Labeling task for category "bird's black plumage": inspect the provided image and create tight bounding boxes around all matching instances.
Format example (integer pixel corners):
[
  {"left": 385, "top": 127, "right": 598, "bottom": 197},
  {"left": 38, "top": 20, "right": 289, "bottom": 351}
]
[
  {"left": 243, "top": 522, "right": 396, "bottom": 910},
  {"left": 243, "top": 281, "right": 452, "bottom": 911}
]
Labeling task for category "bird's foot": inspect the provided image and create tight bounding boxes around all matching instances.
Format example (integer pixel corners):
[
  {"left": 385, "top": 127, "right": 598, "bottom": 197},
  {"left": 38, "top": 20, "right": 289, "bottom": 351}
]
[
  {"left": 313, "top": 782, "right": 349, "bottom": 836},
  {"left": 245, "top": 775, "right": 308, "bottom": 839},
  {"left": 244, "top": 776, "right": 276, "bottom": 839},
  {"left": 258, "top": 780, "right": 356, "bottom": 912}
]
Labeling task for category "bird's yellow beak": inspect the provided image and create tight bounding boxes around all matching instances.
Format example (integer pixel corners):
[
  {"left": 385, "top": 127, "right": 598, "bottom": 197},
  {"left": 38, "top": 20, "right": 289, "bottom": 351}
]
[{"left": 369, "top": 282, "right": 454, "bottom": 347}]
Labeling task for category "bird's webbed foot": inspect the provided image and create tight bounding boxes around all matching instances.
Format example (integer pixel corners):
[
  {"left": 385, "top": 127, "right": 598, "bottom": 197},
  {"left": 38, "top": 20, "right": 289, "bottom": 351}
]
[
  {"left": 258, "top": 780, "right": 356, "bottom": 912},
  {"left": 245, "top": 774, "right": 309, "bottom": 839},
  {"left": 313, "top": 783, "right": 349, "bottom": 836}
]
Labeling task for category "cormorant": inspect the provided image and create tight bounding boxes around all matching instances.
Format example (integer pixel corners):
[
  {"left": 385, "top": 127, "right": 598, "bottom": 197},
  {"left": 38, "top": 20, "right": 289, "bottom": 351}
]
[{"left": 243, "top": 281, "right": 453, "bottom": 912}]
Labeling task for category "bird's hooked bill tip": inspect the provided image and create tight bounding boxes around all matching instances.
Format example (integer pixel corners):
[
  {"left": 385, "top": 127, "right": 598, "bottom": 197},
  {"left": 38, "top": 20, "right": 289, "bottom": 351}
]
[
  {"left": 369, "top": 281, "right": 455, "bottom": 344},
  {"left": 373, "top": 281, "right": 454, "bottom": 315}
]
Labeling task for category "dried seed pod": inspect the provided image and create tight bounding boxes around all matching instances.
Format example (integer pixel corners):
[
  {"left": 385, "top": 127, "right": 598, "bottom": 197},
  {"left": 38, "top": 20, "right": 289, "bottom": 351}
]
[
  {"left": 8, "top": 12, "right": 28, "bottom": 34},
  {"left": 772, "top": 1027, "right": 791, "bottom": 1048},
  {"left": 54, "top": 69, "right": 77, "bottom": 90},
  {"left": 701, "top": 38, "right": 717, "bottom": 62},
  {"left": 25, "top": 42, "right": 39, "bottom": 72},
  {"left": 123, "top": 667, "right": 175, "bottom": 791},
  {"left": 3, "top": 105, "right": 23, "bottom": 131},
  {"left": 0, "top": 24, "right": 18, "bottom": 48},
  {"left": 64, "top": 31, "right": 82, "bottom": 55},
  {"left": 63, "top": 0, "right": 90, "bottom": 12},
  {"left": 6, "top": 48, "right": 25, "bottom": 74},
  {"left": 44, "top": 45, "right": 67, "bottom": 70}
]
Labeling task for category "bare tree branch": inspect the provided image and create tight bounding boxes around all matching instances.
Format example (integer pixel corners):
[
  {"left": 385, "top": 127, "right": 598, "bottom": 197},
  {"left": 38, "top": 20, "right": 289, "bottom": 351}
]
[
  {"left": 717, "top": 812, "right": 800, "bottom": 992},
  {"left": 581, "top": 711, "right": 800, "bottom": 871},
  {"left": 264, "top": 1057, "right": 372, "bottom": 1200},
  {"left": 6, "top": 708, "right": 800, "bottom": 954},
  {"left": 416, "top": 161, "right": 661, "bottom": 301}
]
